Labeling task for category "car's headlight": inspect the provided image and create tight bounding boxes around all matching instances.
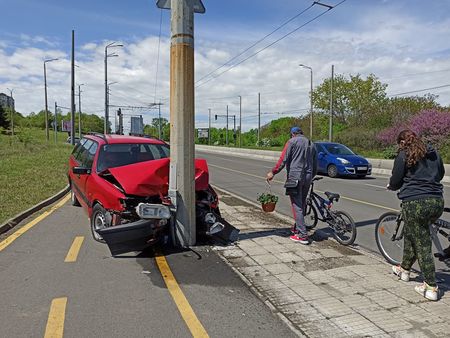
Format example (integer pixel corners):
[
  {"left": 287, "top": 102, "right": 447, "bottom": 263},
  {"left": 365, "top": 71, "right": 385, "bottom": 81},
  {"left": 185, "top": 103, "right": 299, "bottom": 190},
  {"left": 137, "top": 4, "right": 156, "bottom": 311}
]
[
  {"left": 337, "top": 157, "right": 351, "bottom": 165},
  {"left": 136, "top": 203, "right": 171, "bottom": 219}
]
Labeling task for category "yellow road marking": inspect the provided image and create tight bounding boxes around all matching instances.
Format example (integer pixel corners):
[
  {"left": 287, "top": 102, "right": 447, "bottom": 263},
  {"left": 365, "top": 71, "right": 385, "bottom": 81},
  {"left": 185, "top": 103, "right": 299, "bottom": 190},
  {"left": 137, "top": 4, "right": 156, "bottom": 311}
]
[
  {"left": 44, "top": 297, "right": 67, "bottom": 338},
  {"left": 155, "top": 253, "right": 209, "bottom": 338},
  {"left": 64, "top": 236, "right": 84, "bottom": 263},
  {"left": 0, "top": 195, "right": 71, "bottom": 252},
  {"left": 209, "top": 164, "right": 398, "bottom": 212}
]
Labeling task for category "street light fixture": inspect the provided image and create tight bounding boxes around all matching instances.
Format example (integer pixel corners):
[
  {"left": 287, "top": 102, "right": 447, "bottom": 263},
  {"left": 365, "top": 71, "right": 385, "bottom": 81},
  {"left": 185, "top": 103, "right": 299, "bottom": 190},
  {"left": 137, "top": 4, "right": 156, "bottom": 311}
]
[
  {"left": 44, "top": 58, "right": 59, "bottom": 141},
  {"left": 299, "top": 64, "right": 313, "bottom": 140},
  {"left": 104, "top": 42, "right": 123, "bottom": 134}
]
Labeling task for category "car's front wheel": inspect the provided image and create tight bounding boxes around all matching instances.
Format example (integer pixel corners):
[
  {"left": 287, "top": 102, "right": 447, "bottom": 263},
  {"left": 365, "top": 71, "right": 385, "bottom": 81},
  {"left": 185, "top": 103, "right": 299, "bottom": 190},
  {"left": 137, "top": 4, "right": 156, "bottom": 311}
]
[
  {"left": 327, "top": 164, "right": 338, "bottom": 178},
  {"left": 91, "top": 204, "right": 110, "bottom": 243}
]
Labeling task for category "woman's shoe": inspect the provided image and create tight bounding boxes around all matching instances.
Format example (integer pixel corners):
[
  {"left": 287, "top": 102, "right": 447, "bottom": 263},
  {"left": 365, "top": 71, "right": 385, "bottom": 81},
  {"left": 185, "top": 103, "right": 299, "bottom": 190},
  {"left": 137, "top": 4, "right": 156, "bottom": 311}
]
[
  {"left": 392, "top": 265, "right": 410, "bottom": 282},
  {"left": 415, "top": 282, "right": 438, "bottom": 301}
]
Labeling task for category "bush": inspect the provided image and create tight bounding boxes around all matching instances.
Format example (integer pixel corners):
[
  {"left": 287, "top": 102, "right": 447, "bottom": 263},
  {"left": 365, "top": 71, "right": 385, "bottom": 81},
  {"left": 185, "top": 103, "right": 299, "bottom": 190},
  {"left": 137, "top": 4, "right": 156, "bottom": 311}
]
[
  {"left": 382, "top": 145, "right": 397, "bottom": 159},
  {"left": 257, "top": 192, "right": 278, "bottom": 204}
]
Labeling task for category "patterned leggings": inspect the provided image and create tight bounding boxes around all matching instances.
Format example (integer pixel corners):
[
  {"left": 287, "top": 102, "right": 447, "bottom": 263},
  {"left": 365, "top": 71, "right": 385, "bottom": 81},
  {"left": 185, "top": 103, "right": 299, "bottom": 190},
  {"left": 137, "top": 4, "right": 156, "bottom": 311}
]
[{"left": 400, "top": 197, "right": 444, "bottom": 286}]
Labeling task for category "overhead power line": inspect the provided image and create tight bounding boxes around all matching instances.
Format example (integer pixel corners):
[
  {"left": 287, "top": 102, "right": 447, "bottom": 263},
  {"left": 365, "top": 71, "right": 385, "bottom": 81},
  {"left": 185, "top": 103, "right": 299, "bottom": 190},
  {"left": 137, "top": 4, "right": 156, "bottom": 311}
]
[
  {"left": 389, "top": 84, "right": 450, "bottom": 97},
  {"left": 195, "top": 0, "right": 346, "bottom": 88}
]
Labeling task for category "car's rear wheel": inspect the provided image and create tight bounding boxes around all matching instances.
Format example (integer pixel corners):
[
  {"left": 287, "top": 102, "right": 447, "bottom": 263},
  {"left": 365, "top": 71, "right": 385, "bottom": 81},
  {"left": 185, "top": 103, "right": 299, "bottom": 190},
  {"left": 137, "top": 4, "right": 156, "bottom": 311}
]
[
  {"left": 91, "top": 204, "right": 110, "bottom": 243},
  {"left": 70, "top": 183, "right": 81, "bottom": 207},
  {"left": 327, "top": 164, "right": 338, "bottom": 178}
]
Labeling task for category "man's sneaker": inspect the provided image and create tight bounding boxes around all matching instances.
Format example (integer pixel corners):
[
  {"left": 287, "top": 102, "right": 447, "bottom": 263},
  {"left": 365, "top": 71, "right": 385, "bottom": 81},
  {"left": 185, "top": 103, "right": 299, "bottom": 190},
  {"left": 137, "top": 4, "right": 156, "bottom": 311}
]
[
  {"left": 415, "top": 282, "right": 439, "bottom": 301},
  {"left": 290, "top": 224, "right": 296, "bottom": 234},
  {"left": 290, "top": 234, "right": 309, "bottom": 244},
  {"left": 392, "top": 265, "right": 410, "bottom": 282}
]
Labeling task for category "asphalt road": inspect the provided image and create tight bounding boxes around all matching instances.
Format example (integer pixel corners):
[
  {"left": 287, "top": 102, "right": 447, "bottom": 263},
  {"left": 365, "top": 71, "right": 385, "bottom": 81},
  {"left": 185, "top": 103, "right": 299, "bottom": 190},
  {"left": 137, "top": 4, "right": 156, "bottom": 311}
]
[
  {"left": 0, "top": 198, "right": 295, "bottom": 337},
  {"left": 196, "top": 150, "right": 450, "bottom": 286}
]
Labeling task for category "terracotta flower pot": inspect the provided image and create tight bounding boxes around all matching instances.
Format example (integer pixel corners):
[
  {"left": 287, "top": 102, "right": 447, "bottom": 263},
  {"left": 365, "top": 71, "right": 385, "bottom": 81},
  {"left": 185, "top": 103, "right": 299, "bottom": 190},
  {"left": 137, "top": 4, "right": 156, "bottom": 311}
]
[{"left": 261, "top": 202, "right": 276, "bottom": 212}]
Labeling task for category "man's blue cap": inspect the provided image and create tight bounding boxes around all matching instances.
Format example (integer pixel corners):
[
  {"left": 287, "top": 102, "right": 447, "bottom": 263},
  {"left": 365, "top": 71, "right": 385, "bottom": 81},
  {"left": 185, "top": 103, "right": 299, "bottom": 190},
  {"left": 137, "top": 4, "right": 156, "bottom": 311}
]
[{"left": 290, "top": 126, "right": 302, "bottom": 134}]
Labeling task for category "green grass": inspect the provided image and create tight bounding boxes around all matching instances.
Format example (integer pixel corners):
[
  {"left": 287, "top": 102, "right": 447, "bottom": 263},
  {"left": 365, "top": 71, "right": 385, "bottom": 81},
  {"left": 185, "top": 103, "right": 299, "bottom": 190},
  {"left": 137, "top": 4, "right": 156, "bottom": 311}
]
[{"left": 0, "top": 128, "right": 73, "bottom": 224}]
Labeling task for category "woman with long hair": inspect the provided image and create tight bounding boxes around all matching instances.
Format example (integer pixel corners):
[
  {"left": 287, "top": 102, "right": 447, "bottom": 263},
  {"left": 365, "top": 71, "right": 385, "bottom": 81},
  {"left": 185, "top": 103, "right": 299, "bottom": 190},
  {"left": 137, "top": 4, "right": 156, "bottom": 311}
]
[{"left": 388, "top": 129, "right": 445, "bottom": 301}]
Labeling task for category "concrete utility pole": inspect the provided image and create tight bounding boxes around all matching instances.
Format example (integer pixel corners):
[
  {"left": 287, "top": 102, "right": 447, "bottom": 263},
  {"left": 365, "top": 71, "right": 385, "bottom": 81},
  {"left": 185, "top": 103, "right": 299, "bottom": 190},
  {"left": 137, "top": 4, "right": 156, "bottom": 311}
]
[
  {"left": 104, "top": 42, "right": 123, "bottom": 134},
  {"left": 78, "top": 84, "right": 84, "bottom": 138},
  {"left": 7, "top": 88, "right": 14, "bottom": 135},
  {"left": 238, "top": 95, "right": 242, "bottom": 148},
  {"left": 226, "top": 105, "right": 229, "bottom": 145},
  {"left": 158, "top": 0, "right": 205, "bottom": 247},
  {"left": 208, "top": 108, "right": 211, "bottom": 145},
  {"left": 258, "top": 92, "right": 261, "bottom": 145},
  {"left": 54, "top": 102, "right": 58, "bottom": 143},
  {"left": 71, "top": 30, "right": 76, "bottom": 146},
  {"left": 44, "top": 58, "right": 58, "bottom": 141},
  {"left": 329, "top": 64, "right": 334, "bottom": 142},
  {"left": 158, "top": 101, "right": 162, "bottom": 139},
  {"left": 299, "top": 64, "right": 313, "bottom": 139}
]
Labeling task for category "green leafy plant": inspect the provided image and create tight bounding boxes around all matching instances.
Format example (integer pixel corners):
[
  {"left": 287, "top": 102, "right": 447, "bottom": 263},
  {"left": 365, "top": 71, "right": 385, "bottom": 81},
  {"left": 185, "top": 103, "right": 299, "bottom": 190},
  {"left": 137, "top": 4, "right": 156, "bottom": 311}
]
[{"left": 257, "top": 192, "right": 278, "bottom": 204}]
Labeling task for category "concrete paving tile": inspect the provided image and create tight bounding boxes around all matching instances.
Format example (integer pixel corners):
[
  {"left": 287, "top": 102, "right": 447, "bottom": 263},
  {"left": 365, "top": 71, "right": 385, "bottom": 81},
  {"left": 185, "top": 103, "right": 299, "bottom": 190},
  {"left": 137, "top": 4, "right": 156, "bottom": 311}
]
[
  {"left": 273, "top": 251, "right": 302, "bottom": 263},
  {"left": 304, "top": 270, "right": 337, "bottom": 284},
  {"left": 331, "top": 313, "right": 386, "bottom": 337},
  {"left": 320, "top": 248, "right": 344, "bottom": 258},
  {"left": 263, "top": 263, "right": 294, "bottom": 275},
  {"left": 237, "top": 265, "right": 271, "bottom": 279},
  {"left": 291, "top": 283, "right": 331, "bottom": 301},
  {"left": 359, "top": 309, "right": 413, "bottom": 333},
  {"left": 251, "top": 253, "right": 280, "bottom": 265},
  {"left": 391, "top": 304, "right": 443, "bottom": 325},
  {"left": 310, "top": 297, "right": 354, "bottom": 318},
  {"left": 264, "top": 287, "right": 300, "bottom": 307},
  {"left": 418, "top": 301, "right": 450, "bottom": 321},
  {"left": 276, "top": 272, "right": 311, "bottom": 286},
  {"left": 426, "top": 322, "right": 450, "bottom": 337},
  {"left": 221, "top": 247, "right": 247, "bottom": 259},
  {"left": 253, "top": 275, "right": 287, "bottom": 293},
  {"left": 240, "top": 245, "right": 269, "bottom": 256},
  {"left": 226, "top": 255, "right": 259, "bottom": 268},
  {"left": 365, "top": 290, "right": 408, "bottom": 310},
  {"left": 265, "top": 244, "right": 292, "bottom": 254},
  {"left": 337, "top": 294, "right": 382, "bottom": 312},
  {"left": 349, "top": 255, "right": 384, "bottom": 265},
  {"left": 236, "top": 239, "right": 259, "bottom": 248}
]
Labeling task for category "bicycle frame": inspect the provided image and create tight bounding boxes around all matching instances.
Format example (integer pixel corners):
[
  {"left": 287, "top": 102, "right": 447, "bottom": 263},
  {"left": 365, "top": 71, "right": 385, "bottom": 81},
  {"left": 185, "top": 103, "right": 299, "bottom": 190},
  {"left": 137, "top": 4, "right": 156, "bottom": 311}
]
[{"left": 308, "top": 180, "right": 333, "bottom": 222}]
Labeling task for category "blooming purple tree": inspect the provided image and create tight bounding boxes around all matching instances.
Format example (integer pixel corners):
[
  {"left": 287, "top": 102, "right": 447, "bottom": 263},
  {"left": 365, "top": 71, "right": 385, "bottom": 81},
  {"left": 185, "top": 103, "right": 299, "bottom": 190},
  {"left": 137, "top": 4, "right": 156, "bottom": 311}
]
[{"left": 377, "top": 109, "right": 450, "bottom": 148}]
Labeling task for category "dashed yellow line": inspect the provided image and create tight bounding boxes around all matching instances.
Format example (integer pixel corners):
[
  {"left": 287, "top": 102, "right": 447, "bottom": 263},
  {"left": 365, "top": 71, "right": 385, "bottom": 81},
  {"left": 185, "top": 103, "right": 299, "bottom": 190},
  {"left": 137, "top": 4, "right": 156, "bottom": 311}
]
[
  {"left": 0, "top": 195, "right": 71, "bottom": 252},
  {"left": 155, "top": 253, "right": 209, "bottom": 338},
  {"left": 64, "top": 236, "right": 84, "bottom": 263},
  {"left": 208, "top": 164, "right": 398, "bottom": 212},
  {"left": 44, "top": 297, "right": 67, "bottom": 338}
]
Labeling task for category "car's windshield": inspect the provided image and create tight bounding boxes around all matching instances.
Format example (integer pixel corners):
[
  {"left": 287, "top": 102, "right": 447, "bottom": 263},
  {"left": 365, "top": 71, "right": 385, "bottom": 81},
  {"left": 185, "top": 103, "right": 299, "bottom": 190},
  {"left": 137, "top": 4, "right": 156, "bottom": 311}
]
[
  {"left": 324, "top": 144, "right": 355, "bottom": 156},
  {"left": 97, "top": 143, "right": 170, "bottom": 172}
]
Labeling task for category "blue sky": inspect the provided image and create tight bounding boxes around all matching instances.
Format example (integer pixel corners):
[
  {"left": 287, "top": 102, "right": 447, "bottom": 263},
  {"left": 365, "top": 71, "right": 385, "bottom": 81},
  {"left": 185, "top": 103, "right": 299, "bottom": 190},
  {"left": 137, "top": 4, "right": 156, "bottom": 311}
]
[{"left": 1, "top": 0, "right": 450, "bottom": 129}]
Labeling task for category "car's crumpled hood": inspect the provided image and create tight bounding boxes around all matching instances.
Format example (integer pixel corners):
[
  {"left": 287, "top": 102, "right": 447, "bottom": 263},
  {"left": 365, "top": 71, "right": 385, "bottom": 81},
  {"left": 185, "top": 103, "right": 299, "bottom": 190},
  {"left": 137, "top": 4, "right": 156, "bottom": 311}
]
[{"left": 107, "top": 158, "right": 210, "bottom": 196}]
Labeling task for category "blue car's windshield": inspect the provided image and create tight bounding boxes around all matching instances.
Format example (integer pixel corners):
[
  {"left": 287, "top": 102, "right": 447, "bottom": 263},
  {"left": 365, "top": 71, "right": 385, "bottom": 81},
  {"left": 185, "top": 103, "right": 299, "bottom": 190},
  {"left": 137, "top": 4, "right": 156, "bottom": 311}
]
[{"left": 324, "top": 144, "right": 355, "bottom": 155}]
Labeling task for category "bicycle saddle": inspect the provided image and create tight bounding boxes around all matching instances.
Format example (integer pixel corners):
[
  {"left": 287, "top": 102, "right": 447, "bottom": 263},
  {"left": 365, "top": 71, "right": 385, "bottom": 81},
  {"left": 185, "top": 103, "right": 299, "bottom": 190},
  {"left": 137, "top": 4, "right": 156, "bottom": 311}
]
[{"left": 325, "top": 191, "right": 340, "bottom": 202}]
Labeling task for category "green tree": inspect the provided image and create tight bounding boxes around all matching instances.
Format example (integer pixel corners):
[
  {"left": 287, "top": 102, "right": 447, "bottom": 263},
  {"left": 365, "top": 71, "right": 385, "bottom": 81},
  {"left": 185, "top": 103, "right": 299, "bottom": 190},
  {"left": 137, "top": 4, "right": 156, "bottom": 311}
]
[{"left": 0, "top": 105, "right": 9, "bottom": 129}]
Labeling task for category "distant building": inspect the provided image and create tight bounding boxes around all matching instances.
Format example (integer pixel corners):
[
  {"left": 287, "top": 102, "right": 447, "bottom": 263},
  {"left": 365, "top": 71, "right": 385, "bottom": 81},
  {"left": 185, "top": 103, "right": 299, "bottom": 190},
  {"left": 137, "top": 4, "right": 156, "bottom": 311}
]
[{"left": 0, "top": 93, "right": 15, "bottom": 110}]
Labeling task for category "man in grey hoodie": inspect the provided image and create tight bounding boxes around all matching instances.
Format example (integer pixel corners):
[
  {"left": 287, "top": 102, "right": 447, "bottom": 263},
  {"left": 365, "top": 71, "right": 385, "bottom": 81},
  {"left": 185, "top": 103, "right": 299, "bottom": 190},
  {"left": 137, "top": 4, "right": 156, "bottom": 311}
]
[{"left": 266, "top": 126, "right": 315, "bottom": 244}]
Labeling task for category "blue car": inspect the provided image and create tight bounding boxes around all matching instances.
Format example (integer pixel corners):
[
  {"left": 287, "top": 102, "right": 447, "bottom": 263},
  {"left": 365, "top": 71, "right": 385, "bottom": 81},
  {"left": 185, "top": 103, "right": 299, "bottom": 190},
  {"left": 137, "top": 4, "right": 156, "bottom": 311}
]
[{"left": 314, "top": 142, "right": 372, "bottom": 178}]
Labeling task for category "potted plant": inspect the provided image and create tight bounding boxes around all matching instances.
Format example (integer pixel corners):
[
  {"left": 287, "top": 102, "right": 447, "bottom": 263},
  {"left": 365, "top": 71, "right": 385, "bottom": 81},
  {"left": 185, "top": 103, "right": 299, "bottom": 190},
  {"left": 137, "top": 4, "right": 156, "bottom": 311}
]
[{"left": 257, "top": 192, "right": 279, "bottom": 212}]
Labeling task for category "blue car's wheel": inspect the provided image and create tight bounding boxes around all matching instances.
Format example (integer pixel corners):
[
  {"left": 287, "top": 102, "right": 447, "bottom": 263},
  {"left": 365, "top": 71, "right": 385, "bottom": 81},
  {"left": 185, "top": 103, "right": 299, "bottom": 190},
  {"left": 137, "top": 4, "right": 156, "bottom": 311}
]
[{"left": 327, "top": 164, "right": 338, "bottom": 178}]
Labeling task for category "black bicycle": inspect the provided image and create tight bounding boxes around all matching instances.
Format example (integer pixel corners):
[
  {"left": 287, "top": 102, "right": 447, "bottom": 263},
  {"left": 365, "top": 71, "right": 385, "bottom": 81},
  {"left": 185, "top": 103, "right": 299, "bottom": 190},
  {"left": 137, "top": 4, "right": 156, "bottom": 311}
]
[
  {"left": 375, "top": 207, "right": 450, "bottom": 265},
  {"left": 304, "top": 177, "right": 357, "bottom": 245}
]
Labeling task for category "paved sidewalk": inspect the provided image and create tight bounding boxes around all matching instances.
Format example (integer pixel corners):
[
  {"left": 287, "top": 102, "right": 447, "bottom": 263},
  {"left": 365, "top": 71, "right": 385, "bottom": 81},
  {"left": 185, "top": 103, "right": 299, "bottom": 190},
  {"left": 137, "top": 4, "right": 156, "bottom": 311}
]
[{"left": 214, "top": 191, "right": 450, "bottom": 338}]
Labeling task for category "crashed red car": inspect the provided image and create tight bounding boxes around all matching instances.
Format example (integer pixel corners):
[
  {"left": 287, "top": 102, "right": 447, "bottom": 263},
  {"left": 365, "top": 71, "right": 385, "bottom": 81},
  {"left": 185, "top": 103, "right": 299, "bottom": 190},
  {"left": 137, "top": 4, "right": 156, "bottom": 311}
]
[{"left": 68, "top": 133, "right": 223, "bottom": 255}]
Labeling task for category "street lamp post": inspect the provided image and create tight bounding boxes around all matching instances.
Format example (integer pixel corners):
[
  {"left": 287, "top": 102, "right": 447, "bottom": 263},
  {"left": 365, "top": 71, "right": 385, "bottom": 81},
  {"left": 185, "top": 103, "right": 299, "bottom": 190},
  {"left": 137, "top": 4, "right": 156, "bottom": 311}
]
[
  {"left": 44, "top": 58, "right": 59, "bottom": 141},
  {"left": 7, "top": 88, "right": 14, "bottom": 136},
  {"left": 77, "top": 83, "right": 84, "bottom": 138},
  {"left": 238, "top": 95, "right": 242, "bottom": 148},
  {"left": 107, "top": 81, "right": 118, "bottom": 132},
  {"left": 104, "top": 42, "right": 123, "bottom": 134},
  {"left": 299, "top": 64, "right": 313, "bottom": 139}
]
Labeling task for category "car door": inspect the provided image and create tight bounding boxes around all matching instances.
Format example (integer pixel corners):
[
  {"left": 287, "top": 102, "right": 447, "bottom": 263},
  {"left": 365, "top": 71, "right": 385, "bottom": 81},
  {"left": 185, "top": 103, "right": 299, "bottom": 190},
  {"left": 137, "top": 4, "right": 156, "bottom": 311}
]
[
  {"left": 315, "top": 143, "right": 328, "bottom": 173},
  {"left": 71, "top": 139, "right": 94, "bottom": 209}
]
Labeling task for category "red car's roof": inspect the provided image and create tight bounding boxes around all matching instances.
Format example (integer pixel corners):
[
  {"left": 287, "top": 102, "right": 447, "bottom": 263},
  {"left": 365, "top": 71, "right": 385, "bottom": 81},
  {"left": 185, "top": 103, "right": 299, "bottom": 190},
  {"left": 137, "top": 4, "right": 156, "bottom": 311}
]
[{"left": 85, "top": 134, "right": 166, "bottom": 145}]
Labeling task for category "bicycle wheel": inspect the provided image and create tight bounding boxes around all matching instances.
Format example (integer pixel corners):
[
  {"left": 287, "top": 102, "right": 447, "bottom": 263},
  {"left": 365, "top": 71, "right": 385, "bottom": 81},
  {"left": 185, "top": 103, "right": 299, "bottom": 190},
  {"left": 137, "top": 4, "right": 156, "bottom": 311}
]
[
  {"left": 304, "top": 200, "right": 318, "bottom": 230},
  {"left": 331, "top": 210, "right": 357, "bottom": 245},
  {"left": 375, "top": 212, "right": 403, "bottom": 265}
]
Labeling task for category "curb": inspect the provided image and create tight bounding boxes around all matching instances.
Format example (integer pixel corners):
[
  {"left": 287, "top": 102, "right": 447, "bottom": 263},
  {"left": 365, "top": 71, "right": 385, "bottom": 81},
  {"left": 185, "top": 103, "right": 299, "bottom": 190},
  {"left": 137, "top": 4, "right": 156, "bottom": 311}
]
[{"left": 0, "top": 185, "right": 70, "bottom": 235}]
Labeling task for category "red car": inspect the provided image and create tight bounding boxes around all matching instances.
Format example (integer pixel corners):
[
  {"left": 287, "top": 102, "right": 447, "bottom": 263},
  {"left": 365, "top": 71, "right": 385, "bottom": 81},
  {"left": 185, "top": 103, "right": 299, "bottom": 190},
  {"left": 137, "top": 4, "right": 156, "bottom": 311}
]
[{"left": 68, "top": 133, "right": 223, "bottom": 255}]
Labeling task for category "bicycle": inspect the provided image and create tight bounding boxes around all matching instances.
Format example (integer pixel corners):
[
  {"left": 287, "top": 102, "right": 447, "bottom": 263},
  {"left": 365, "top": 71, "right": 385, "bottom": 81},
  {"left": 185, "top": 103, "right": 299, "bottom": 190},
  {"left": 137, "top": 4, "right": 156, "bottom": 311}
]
[
  {"left": 303, "top": 177, "right": 357, "bottom": 245},
  {"left": 375, "top": 207, "right": 450, "bottom": 265}
]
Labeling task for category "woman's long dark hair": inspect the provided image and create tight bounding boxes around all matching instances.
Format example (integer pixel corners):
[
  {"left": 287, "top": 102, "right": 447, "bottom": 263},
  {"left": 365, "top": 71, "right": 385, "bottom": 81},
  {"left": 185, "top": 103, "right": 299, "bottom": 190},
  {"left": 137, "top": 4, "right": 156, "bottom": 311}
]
[{"left": 397, "top": 129, "right": 426, "bottom": 168}]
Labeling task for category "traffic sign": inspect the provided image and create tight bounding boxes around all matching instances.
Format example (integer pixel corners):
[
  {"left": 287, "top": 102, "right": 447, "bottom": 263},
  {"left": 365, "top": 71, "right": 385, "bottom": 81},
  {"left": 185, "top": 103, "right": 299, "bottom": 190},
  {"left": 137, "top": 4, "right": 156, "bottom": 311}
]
[{"left": 156, "top": 0, "right": 205, "bottom": 13}]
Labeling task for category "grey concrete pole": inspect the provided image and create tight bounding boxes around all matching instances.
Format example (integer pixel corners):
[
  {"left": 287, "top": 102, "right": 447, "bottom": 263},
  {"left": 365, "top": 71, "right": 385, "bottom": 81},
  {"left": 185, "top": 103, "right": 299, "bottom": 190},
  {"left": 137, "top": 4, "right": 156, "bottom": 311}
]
[
  {"left": 158, "top": 101, "right": 162, "bottom": 139},
  {"left": 104, "top": 48, "right": 108, "bottom": 134},
  {"left": 7, "top": 88, "right": 14, "bottom": 136},
  {"left": 329, "top": 64, "right": 334, "bottom": 142},
  {"left": 258, "top": 92, "right": 261, "bottom": 145},
  {"left": 71, "top": 30, "right": 76, "bottom": 146},
  {"left": 239, "top": 95, "right": 242, "bottom": 148},
  {"left": 168, "top": 0, "right": 197, "bottom": 247},
  {"left": 54, "top": 102, "right": 57, "bottom": 143},
  {"left": 208, "top": 108, "right": 211, "bottom": 145},
  {"left": 78, "top": 84, "right": 83, "bottom": 138},
  {"left": 226, "top": 105, "right": 229, "bottom": 145},
  {"left": 44, "top": 62, "right": 49, "bottom": 141}
]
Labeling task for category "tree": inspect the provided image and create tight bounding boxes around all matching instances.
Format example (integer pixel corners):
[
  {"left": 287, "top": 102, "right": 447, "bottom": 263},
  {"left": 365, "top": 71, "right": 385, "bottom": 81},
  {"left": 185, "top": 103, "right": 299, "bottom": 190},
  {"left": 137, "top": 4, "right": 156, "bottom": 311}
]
[
  {"left": 0, "top": 105, "right": 9, "bottom": 129},
  {"left": 312, "top": 73, "right": 388, "bottom": 124}
]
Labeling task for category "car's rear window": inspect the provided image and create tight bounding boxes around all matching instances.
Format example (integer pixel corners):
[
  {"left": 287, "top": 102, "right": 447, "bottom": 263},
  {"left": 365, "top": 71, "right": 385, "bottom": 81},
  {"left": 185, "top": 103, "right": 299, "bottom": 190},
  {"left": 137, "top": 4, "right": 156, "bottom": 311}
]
[{"left": 97, "top": 143, "right": 170, "bottom": 172}]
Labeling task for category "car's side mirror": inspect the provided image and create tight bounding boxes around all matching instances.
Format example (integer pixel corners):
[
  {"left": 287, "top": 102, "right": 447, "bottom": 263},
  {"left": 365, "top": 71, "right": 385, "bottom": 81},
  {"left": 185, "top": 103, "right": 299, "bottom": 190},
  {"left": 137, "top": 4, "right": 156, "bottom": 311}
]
[{"left": 73, "top": 166, "right": 91, "bottom": 175}]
